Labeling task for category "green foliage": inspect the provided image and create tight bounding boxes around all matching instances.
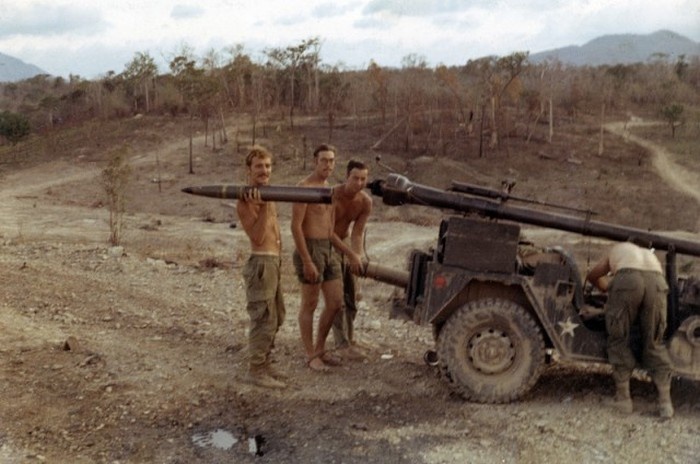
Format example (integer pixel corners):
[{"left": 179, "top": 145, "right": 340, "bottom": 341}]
[
  {"left": 660, "top": 103, "right": 684, "bottom": 137},
  {"left": 605, "top": 64, "right": 637, "bottom": 85},
  {"left": 122, "top": 51, "right": 158, "bottom": 113},
  {"left": 169, "top": 55, "right": 214, "bottom": 110},
  {"left": 675, "top": 55, "right": 688, "bottom": 80},
  {"left": 123, "top": 52, "right": 158, "bottom": 80},
  {"left": 0, "top": 110, "right": 31, "bottom": 144}
]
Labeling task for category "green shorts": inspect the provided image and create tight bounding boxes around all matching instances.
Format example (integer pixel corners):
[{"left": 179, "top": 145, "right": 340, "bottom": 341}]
[{"left": 293, "top": 238, "right": 342, "bottom": 284}]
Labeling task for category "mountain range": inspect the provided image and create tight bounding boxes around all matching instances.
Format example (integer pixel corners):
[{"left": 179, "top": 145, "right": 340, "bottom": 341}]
[
  {"left": 529, "top": 30, "right": 700, "bottom": 66},
  {"left": 0, "top": 52, "right": 47, "bottom": 83},
  {"left": 1, "top": 30, "right": 699, "bottom": 82}
]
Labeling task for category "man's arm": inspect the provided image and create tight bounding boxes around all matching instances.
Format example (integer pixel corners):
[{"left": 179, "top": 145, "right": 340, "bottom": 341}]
[
  {"left": 291, "top": 202, "right": 311, "bottom": 260},
  {"left": 291, "top": 202, "right": 319, "bottom": 282},
  {"left": 330, "top": 232, "right": 362, "bottom": 273},
  {"left": 586, "top": 255, "right": 611, "bottom": 292},
  {"left": 349, "top": 196, "right": 372, "bottom": 256},
  {"left": 236, "top": 189, "right": 269, "bottom": 247},
  {"left": 331, "top": 196, "right": 371, "bottom": 274}
]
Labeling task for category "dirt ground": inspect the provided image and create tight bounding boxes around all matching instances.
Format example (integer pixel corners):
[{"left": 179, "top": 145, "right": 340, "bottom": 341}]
[{"left": 1, "top": 115, "right": 699, "bottom": 464}]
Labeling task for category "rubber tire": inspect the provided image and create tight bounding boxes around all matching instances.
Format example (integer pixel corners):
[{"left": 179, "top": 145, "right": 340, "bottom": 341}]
[{"left": 437, "top": 298, "right": 545, "bottom": 403}]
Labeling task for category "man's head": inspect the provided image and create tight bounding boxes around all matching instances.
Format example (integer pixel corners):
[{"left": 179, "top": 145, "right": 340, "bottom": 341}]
[
  {"left": 344, "top": 159, "right": 369, "bottom": 195},
  {"left": 246, "top": 146, "right": 273, "bottom": 186},
  {"left": 313, "top": 144, "right": 336, "bottom": 180}
]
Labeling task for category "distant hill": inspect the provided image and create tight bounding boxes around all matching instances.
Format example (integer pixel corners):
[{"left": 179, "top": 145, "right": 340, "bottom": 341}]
[
  {"left": 530, "top": 30, "right": 700, "bottom": 66},
  {"left": 0, "top": 52, "right": 47, "bottom": 82}
]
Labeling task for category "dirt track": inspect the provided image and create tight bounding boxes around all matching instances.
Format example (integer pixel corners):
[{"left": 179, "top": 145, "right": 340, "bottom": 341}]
[
  {"left": 605, "top": 119, "right": 700, "bottom": 204},
  {"left": 1, "top": 119, "right": 699, "bottom": 463}
]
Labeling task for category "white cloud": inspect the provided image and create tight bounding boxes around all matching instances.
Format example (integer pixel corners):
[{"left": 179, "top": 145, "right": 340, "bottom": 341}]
[
  {"left": 312, "top": 1, "right": 358, "bottom": 18},
  {"left": 0, "top": 0, "right": 697, "bottom": 78},
  {"left": 170, "top": 4, "right": 206, "bottom": 19},
  {"left": 0, "top": 3, "right": 106, "bottom": 38},
  {"left": 363, "top": 0, "right": 466, "bottom": 17}
]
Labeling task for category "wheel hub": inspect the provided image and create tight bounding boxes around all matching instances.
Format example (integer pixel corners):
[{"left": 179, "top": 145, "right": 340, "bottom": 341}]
[{"left": 468, "top": 329, "right": 515, "bottom": 374}]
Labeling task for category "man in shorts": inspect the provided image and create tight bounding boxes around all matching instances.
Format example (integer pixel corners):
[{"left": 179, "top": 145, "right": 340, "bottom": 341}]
[
  {"left": 586, "top": 239, "right": 674, "bottom": 418},
  {"left": 331, "top": 160, "right": 372, "bottom": 360},
  {"left": 236, "top": 146, "right": 286, "bottom": 389},
  {"left": 291, "top": 144, "right": 344, "bottom": 371}
]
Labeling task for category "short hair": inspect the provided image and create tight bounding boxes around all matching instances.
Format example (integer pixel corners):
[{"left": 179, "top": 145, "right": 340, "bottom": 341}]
[
  {"left": 313, "top": 144, "right": 336, "bottom": 158},
  {"left": 246, "top": 146, "right": 272, "bottom": 167},
  {"left": 346, "top": 159, "right": 368, "bottom": 176}
]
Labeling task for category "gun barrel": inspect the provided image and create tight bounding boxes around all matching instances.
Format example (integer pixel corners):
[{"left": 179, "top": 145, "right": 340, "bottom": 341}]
[
  {"left": 182, "top": 184, "right": 333, "bottom": 203},
  {"left": 357, "top": 261, "right": 409, "bottom": 288},
  {"left": 371, "top": 174, "right": 700, "bottom": 257},
  {"left": 450, "top": 180, "right": 596, "bottom": 215}
]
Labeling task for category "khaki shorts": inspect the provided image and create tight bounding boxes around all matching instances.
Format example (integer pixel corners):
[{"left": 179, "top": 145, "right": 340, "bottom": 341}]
[{"left": 293, "top": 238, "right": 342, "bottom": 284}]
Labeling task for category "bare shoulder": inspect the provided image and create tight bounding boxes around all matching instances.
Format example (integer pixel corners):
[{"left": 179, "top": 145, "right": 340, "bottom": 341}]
[
  {"left": 360, "top": 190, "right": 373, "bottom": 208},
  {"left": 298, "top": 174, "right": 323, "bottom": 187}
]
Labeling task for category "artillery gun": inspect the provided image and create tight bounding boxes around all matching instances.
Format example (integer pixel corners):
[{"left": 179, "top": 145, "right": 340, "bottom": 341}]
[
  {"left": 183, "top": 176, "right": 700, "bottom": 404},
  {"left": 362, "top": 174, "right": 700, "bottom": 403}
]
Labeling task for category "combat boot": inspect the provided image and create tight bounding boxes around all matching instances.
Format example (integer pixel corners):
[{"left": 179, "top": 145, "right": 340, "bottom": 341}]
[
  {"left": 264, "top": 361, "right": 289, "bottom": 381},
  {"left": 245, "top": 364, "right": 287, "bottom": 389},
  {"left": 655, "top": 381, "right": 674, "bottom": 419},
  {"left": 608, "top": 380, "right": 633, "bottom": 414}
]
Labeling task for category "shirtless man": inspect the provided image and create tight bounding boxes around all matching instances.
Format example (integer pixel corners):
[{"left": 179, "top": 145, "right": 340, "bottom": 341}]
[
  {"left": 586, "top": 240, "right": 673, "bottom": 418},
  {"left": 236, "top": 146, "right": 286, "bottom": 389},
  {"left": 330, "top": 160, "right": 372, "bottom": 360},
  {"left": 291, "top": 144, "right": 344, "bottom": 371}
]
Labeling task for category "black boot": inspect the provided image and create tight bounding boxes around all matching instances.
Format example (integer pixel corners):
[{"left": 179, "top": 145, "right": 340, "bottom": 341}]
[
  {"left": 608, "top": 380, "right": 633, "bottom": 414},
  {"left": 656, "top": 380, "right": 673, "bottom": 419},
  {"left": 608, "top": 371, "right": 632, "bottom": 414}
]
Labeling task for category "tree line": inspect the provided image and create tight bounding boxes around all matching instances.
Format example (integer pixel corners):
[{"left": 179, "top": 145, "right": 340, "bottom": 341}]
[{"left": 1, "top": 37, "right": 698, "bottom": 154}]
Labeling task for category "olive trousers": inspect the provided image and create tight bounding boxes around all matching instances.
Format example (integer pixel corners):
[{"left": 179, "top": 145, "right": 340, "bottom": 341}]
[
  {"left": 605, "top": 268, "right": 672, "bottom": 384},
  {"left": 243, "top": 255, "right": 285, "bottom": 366}
]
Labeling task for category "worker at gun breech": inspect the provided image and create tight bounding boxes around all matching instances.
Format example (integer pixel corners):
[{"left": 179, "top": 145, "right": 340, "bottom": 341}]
[
  {"left": 585, "top": 239, "right": 674, "bottom": 418},
  {"left": 236, "top": 146, "right": 287, "bottom": 389}
]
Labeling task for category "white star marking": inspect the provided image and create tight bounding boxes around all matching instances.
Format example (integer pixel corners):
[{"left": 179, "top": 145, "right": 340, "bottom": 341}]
[{"left": 558, "top": 317, "right": 579, "bottom": 338}]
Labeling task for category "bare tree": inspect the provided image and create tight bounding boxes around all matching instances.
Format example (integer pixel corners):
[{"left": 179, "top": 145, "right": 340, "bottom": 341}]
[
  {"left": 222, "top": 44, "right": 254, "bottom": 110},
  {"left": 101, "top": 147, "right": 131, "bottom": 246},
  {"left": 367, "top": 60, "right": 389, "bottom": 128},
  {"left": 170, "top": 51, "right": 216, "bottom": 173},
  {"left": 398, "top": 54, "right": 429, "bottom": 152},
  {"left": 202, "top": 48, "right": 228, "bottom": 150},
  {"left": 435, "top": 65, "right": 472, "bottom": 135},
  {"left": 265, "top": 37, "right": 321, "bottom": 129},
  {"left": 470, "top": 52, "right": 528, "bottom": 150},
  {"left": 319, "top": 64, "right": 350, "bottom": 142},
  {"left": 123, "top": 52, "right": 158, "bottom": 113}
]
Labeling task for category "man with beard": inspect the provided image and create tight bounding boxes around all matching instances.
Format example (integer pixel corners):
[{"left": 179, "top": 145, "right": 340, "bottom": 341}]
[
  {"left": 330, "top": 160, "right": 372, "bottom": 360},
  {"left": 236, "top": 146, "right": 287, "bottom": 389},
  {"left": 291, "top": 144, "right": 344, "bottom": 372}
]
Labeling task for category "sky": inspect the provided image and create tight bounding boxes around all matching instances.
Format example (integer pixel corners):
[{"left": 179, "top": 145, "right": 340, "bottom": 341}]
[{"left": 1, "top": 0, "right": 699, "bottom": 79}]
